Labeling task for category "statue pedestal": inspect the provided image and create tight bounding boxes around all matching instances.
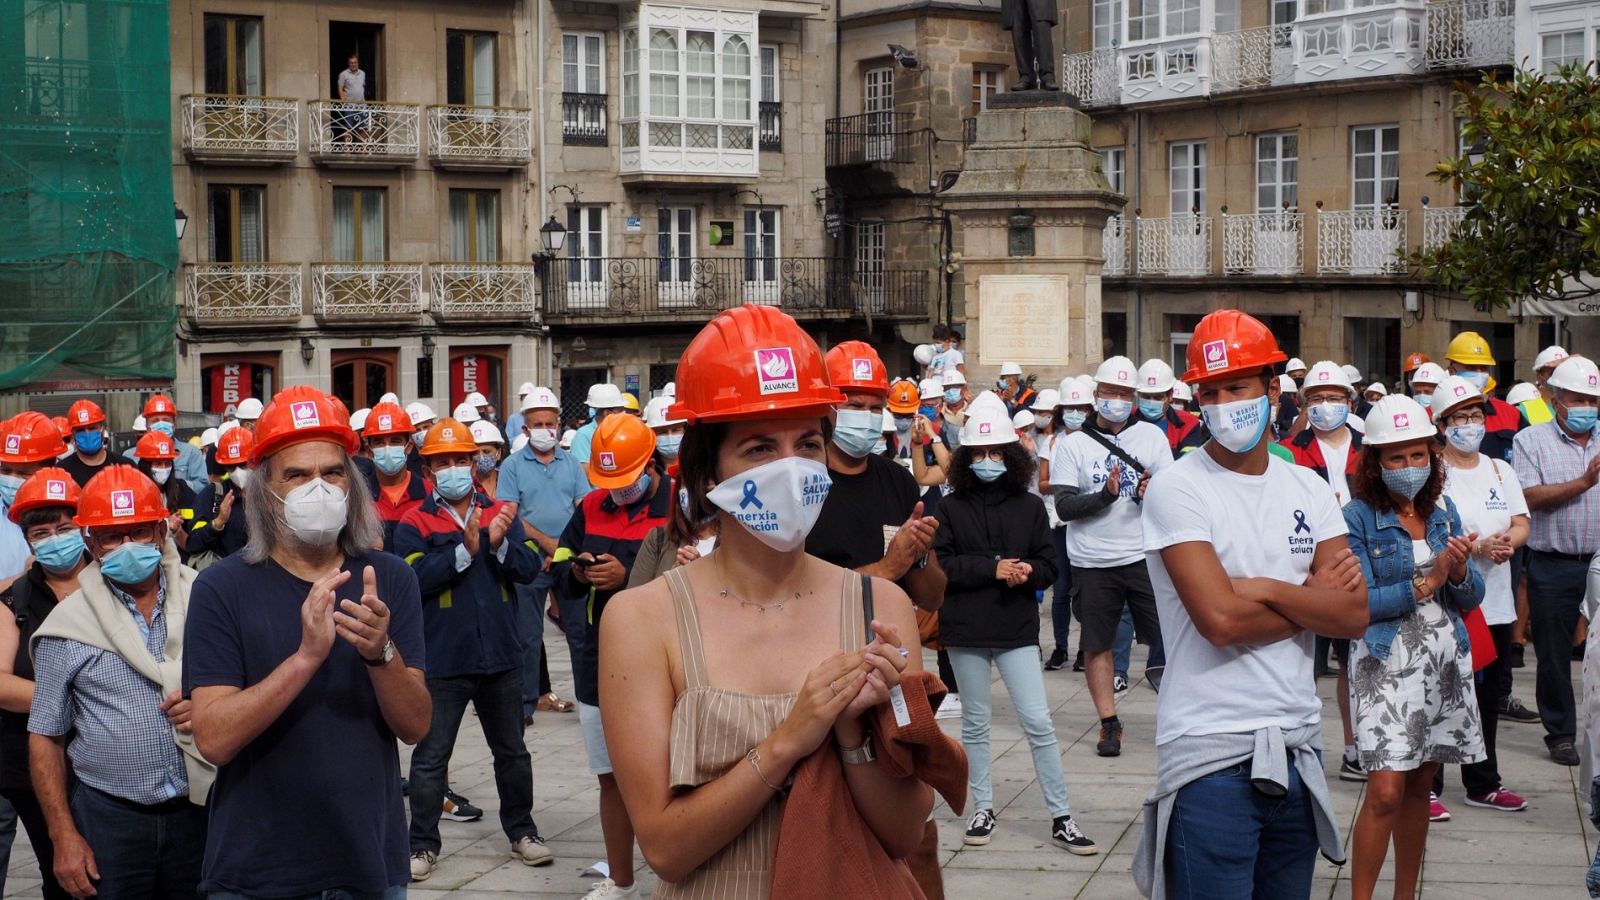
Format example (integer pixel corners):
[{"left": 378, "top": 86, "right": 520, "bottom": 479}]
[{"left": 942, "top": 101, "right": 1123, "bottom": 386}]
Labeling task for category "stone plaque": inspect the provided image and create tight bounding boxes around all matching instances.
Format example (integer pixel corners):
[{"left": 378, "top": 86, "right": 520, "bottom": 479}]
[{"left": 976, "top": 275, "right": 1069, "bottom": 367}]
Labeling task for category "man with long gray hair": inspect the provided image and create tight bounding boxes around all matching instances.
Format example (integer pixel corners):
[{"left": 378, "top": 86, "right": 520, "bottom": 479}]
[{"left": 183, "top": 385, "right": 431, "bottom": 898}]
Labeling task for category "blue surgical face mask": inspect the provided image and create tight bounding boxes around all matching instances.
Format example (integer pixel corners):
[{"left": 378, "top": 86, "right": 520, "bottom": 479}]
[
  {"left": 1414, "top": 392, "right": 1434, "bottom": 410},
  {"left": 73, "top": 430, "right": 103, "bottom": 454},
  {"left": 1381, "top": 463, "right": 1432, "bottom": 500},
  {"left": 1446, "top": 423, "right": 1485, "bottom": 454},
  {"left": 1138, "top": 398, "right": 1166, "bottom": 421},
  {"left": 657, "top": 432, "right": 683, "bottom": 460},
  {"left": 971, "top": 457, "right": 1007, "bottom": 482},
  {"left": 1307, "top": 401, "right": 1350, "bottom": 432},
  {"left": 1096, "top": 397, "right": 1132, "bottom": 424},
  {"left": 0, "top": 474, "right": 24, "bottom": 508},
  {"left": 1061, "top": 409, "right": 1088, "bottom": 430},
  {"left": 918, "top": 405, "right": 939, "bottom": 420},
  {"left": 31, "top": 531, "right": 85, "bottom": 574},
  {"left": 832, "top": 408, "right": 882, "bottom": 459},
  {"left": 412, "top": 431, "right": 427, "bottom": 447},
  {"left": 1459, "top": 371, "right": 1490, "bottom": 392},
  {"left": 610, "top": 472, "right": 651, "bottom": 506},
  {"left": 372, "top": 445, "right": 407, "bottom": 475},
  {"left": 1562, "top": 404, "right": 1599, "bottom": 435},
  {"left": 944, "top": 389, "right": 963, "bottom": 405},
  {"left": 98, "top": 540, "right": 163, "bottom": 586},
  {"left": 150, "top": 421, "right": 175, "bottom": 437},
  {"left": 434, "top": 465, "right": 474, "bottom": 501}
]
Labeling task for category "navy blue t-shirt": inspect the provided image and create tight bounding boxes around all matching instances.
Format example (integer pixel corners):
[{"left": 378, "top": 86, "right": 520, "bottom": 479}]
[{"left": 183, "top": 551, "right": 425, "bottom": 896}]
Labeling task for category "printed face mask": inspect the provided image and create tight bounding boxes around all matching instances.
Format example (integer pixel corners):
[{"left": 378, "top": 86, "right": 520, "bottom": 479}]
[
  {"left": 1201, "top": 395, "right": 1270, "bottom": 454},
  {"left": 1307, "top": 402, "right": 1350, "bottom": 432},
  {"left": 832, "top": 408, "right": 882, "bottom": 459},
  {"left": 1445, "top": 423, "right": 1485, "bottom": 454},
  {"left": 474, "top": 453, "right": 499, "bottom": 477},
  {"left": 706, "top": 456, "right": 831, "bottom": 552},
  {"left": 278, "top": 478, "right": 348, "bottom": 546},
  {"left": 1096, "top": 397, "right": 1132, "bottom": 424},
  {"left": 1381, "top": 463, "right": 1432, "bottom": 500},
  {"left": 610, "top": 472, "right": 652, "bottom": 507}
]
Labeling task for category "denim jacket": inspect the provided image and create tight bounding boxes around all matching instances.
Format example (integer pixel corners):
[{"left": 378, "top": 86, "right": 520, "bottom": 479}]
[{"left": 1343, "top": 494, "right": 1485, "bottom": 663}]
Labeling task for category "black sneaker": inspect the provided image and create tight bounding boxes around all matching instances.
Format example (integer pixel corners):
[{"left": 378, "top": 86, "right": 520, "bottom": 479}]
[
  {"left": 442, "top": 789, "right": 484, "bottom": 822},
  {"left": 1072, "top": 649, "right": 1085, "bottom": 672},
  {"left": 1044, "top": 648, "right": 1067, "bottom": 671},
  {"left": 1051, "top": 816, "right": 1098, "bottom": 856},
  {"left": 1096, "top": 721, "right": 1123, "bottom": 757},
  {"left": 1551, "top": 740, "right": 1580, "bottom": 766},
  {"left": 1499, "top": 696, "right": 1540, "bottom": 723},
  {"left": 1338, "top": 754, "right": 1367, "bottom": 782},
  {"left": 964, "top": 808, "right": 997, "bottom": 846}
]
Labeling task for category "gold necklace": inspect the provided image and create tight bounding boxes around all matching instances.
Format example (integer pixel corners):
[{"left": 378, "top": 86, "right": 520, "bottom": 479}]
[{"left": 719, "top": 585, "right": 797, "bottom": 613}]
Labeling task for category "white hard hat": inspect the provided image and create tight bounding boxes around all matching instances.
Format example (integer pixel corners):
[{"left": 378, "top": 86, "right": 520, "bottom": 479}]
[
  {"left": 1431, "top": 375, "right": 1484, "bottom": 423},
  {"left": 236, "top": 397, "right": 264, "bottom": 420},
  {"left": 470, "top": 420, "right": 504, "bottom": 445},
  {"left": 520, "top": 386, "right": 560, "bottom": 411},
  {"left": 1410, "top": 362, "right": 1447, "bottom": 386},
  {"left": 1300, "top": 361, "right": 1354, "bottom": 396},
  {"left": 959, "top": 392, "right": 1019, "bottom": 447},
  {"left": 941, "top": 369, "right": 967, "bottom": 387},
  {"left": 1505, "top": 382, "right": 1540, "bottom": 406},
  {"left": 464, "top": 391, "right": 488, "bottom": 408},
  {"left": 1172, "top": 382, "right": 1193, "bottom": 402},
  {"left": 199, "top": 427, "right": 219, "bottom": 448},
  {"left": 1534, "top": 345, "right": 1570, "bottom": 373},
  {"left": 132, "top": 415, "right": 147, "bottom": 432},
  {"left": 379, "top": 391, "right": 401, "bottom": 406},
  {"left": 1031, "top": 388, "right": 1060, "bottom": 411},
  {"left": 1364, "top": 383, "right": 1389, "bottom": 399},
  {"left": 662, "top": 381, "right": 676, "bottom": 400},
  {"left": 1341, "top": 364, "right": 1364, "bottom": 385},
  {"left": 1075, "top": 374, "right": 1096, "bottom": 391},
  {"left": 643, "top": 397, "right": 687, "bottom": 430},
  {"left": 1094, "top": 356, "right": 1137, "bottom": 387},
  {"left": 349, "top": 408, "right": 371, "bottom": 432},
  {"left": 510, "top": 433, "right": 529, "bottom": 454},
  {"left": 1277, "top": 374, "right": 1297, "bottom": 394},
  {"left": 559, "top": 428, "right": 576, "bottom": 449},
  {"left": 999, "top": 361, "right": 1023, "bottom": 377},
  {"left": 1012, "top": 410, "right": 1034, "bottom": 430},
  {"left": 1363, "top": 395, "right": 1438, "bottom": 446},
  {"left": 918, "top": 378, "right": 942, "bottom": 400},
  {"left": 586, "top": 383, "right": 626, "bottom": 409},
  {"left": 913, "top": 344, "right": 935, "bottom": 366},
  {"left": 1136, "top": 359, "right": 1175, "bottom": 394},
  {"left": 452, "top": 401, "right": 482, "bottom": 424},
  {"left": 405, "top": 402, "right": 436, "bottom": 426},
  {"left": 1059, "top": 378, "right": 1093, "bottom": 407},
  {"left": 217, "top": 419, "right": 239, "bottom": 436},
  {"left": 1285, "top": 357, "right": 1308, "bottom": 373},
  {"left": 1546, "top": 355, "right": 1600, "bottom": 398}
]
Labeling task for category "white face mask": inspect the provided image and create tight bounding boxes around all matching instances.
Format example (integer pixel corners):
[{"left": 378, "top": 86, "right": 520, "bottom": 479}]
[
  {"left": 230, "top": 468, "right": 251, "bottom": 489},
  {"left": 706, "top": 456, "right": 832, "bottom": 552},
  {"left": 278, "top": 478, "right": 348, "bottom": 546},
  {"left": 1096, "top": 397, "right": 1132, "bottom": 424},
  {"left": 150, "top": 466, "right": 173, "bottom": 485},
  {"left": 1200, "top": 396, "right": 1271, "bottom": 454},
  {"left": 526, "top": 428, "right": 558, "bottom": 453}
]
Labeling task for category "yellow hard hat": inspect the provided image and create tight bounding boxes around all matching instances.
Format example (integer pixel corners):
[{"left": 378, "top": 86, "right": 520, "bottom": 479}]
[
  {"left": 622, "top": 392, "right": 641, "bottom": 412},
  {"left": 1445, "top": 331, "right": 1495, "bottom": 367}
]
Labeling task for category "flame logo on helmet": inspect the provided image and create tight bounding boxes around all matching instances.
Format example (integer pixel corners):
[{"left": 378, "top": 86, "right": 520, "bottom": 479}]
[
  {"left": 377, "top": 414, "right": 392, "bottom": 431},
  {"left": 1117, "top": 370, "right": 1129, "bottom": 382},
  {"left": 852, "top": 358, "right": 872, "bottom": 381},
  {"left": 442, "top": 427, "right": 455, "bottom": 441},
  {"left": 1394, "top": 413, "right": 1411, "bottom": 429},
  {"left": 598, "top": 451, "right": 616, "bottom": 471},
  {"left": 290, "top": 401, "right": 321, "bottom": 429},
  {"left": 3, "top": 435, "right": 17, "bottom": 455},
  {"left": 1590, "top": 373, "right": 1598, "bottom": 387},
  {"left": 77, "top": 411, "right": 89, "bottom": 423},
  {"left": 111, "top": 489, "right": 135, "bottom": 517},
  {"left": 1203, "top": 340, "right": 1228, "bottom": 372},
  {"left": 979, "top": 422, "right": 992, "bottom": 435},
  {"left": 755, "top": 348, "right": 799, "bottom": 396},
  {"left": 1454, "top": 385, "right": 1468, "bottom": 397},
  {"left": 1318, "top": 372, "right": 1330, "bottom": 381},
  {"left": 45, "top": 481, "right": 65, "bottom": 500},
  {"left": 1146, "top": 376, "right": 1157, "bottom": 385}
]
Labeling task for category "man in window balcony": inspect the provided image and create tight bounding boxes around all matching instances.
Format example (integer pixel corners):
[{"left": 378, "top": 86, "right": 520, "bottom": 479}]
[{"left": 339, "top": 53, "right": 370, "bottom": 144}]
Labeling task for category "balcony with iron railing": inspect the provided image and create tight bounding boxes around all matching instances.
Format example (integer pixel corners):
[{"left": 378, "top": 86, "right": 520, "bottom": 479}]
[
  {"left": 1136, "top": 213, "right": 1213, "bottom": 276},
  {"left": 431, "top": 263, "right": 537, "bottom": 321},
  {"left": 308, "top": 100, "right": 421, "bottom": 166},
  {"left": 185, "top": 263, "right": 304, "bottom": 326},
  {"left": 1422, "top": 204, "right": 1469, "bottom": 252},
  {"left": 427, "top": 105, "right": 533, "bottom": 169},
  {"left": 180, "top": 95, "right": 299, "bottom": 164},
  {"left": 759, "top": 101, "right": 782, "bottom": 152},
  {"left": 1222, "top": 208, "right": 1304, "bottom": 275},
  {"left": 826, "top": 112, "right": 917, "bottom": 167},
  {"left": 1315, "top": 205, "right": 1410, "bottom": 275},
  {"left": 1424, "top": 0, "right": 1514, "bottom": 69},
  {"left": 562, "top": 93, "right": 608, "bottom": 146},
  {"left": 311, "top": 262, "right": 427, "bottom": 322},
  {"left": 1102, "top": 216, "right": 1129, "bottom": 276}
]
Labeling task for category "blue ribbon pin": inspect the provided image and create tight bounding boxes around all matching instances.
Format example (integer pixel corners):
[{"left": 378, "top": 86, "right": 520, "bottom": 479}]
[
  {"left": 1293, "top": 509, "right": 1311, "bottom": 535},
  {"left": 739, "top": 480, "right": 763, "bottom": 510}
]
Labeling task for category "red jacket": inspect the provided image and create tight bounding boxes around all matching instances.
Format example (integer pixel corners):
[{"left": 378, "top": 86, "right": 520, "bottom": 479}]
[
  {"left": 1155, "top": 407, "right": 1205, "bottom": 456},
  {"left": 1280, "top": 425, "right": 1363, "bottom": 483}
]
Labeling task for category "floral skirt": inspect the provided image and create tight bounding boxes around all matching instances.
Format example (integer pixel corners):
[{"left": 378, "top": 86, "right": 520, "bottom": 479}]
[{"left": 1349, "top": 598, "right": 1486, "bottom": 772}]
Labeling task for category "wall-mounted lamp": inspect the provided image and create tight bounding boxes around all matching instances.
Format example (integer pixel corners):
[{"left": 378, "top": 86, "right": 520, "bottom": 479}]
[
  {"left": 421, "top": 334, "right": 436, "bottom": 357},
  {"left": 174, "top": 204, "right": 189, "bottom": 241},
  {"left": 299, "top": 337, "right": 314, "bottom": 365}
]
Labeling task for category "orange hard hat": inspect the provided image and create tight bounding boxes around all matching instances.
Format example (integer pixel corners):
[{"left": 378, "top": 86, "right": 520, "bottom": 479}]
[
  {"left": 587, "top": 413, "right": 657, "bottom": 489},
  {"left": 420, "top": 419, "right": 478, "bottom": 457},
  {"left": 134, "top": 431, "right": 179, "bottom": 462},
  {"left": 51, "top": 417, "right": 71, "bottom": 445},
  {"left": 75, "top": 464, "right": 168, "bottom": 529},
  {"left": 248, "top": 385, "right": 360, "bottom": 466},
  {"left": 825, "top": 340, "right": 889, "bottom": 396},
  {"left": 363, "top": 402, "right": 413, "bottom": 440},
  {"left": 8, "top": 467, "right": 81, "bottom": 524},
  {"left": 1402, "top": 351, "right": 1430, "bottom": 374},
  {"left": 214, "top": 427, "right": 253, "bottom": 466},
  {"left": 667, "top": 304, "right": 845, "bottom": 424},
  {"left": 887, "top": 379, "right": 920, "bottom": 415},
  {"left": 142, "top": 394, "right": 177, "bottom": 419},
  {"left": 1180, "top": 309, "right": 1289, "bottom": 384},
  {"left": 0, "top": 412, "right": 66, "bottom": 465},
  {"left": 67, "top": 400, "right": 106, "bottom": 429}
]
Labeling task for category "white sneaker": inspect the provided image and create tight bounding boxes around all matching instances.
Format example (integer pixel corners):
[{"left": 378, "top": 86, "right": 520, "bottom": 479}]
[
  {"left": 935, "top": 694, "right": 963, "bottom": 720},
  {"left": 512, "top": 835, "right": 555, "bottom": 867},
  {"left": 581, "top": 878, "right": 639, "bottom": 899},
  {"left": 409, "top": 849, "right": 438, "bottom": 882}
]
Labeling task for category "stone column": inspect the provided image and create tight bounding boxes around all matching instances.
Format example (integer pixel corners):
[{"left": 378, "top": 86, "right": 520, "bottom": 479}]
[{"left": 942, "top": 94, "right": 1124, "bottom": 389}]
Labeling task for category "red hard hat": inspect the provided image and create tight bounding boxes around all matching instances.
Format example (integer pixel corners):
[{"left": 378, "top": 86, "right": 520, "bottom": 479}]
[
  {"left": 0, "top": 412, "right": 66, "bottom": 465},
  {"left": 51, "top": 417, "right": 71, "bottom": 446},
  {"left": 825, "top": 340, "right": 889, "bottom": 396},
  {"left": 667, "top": 305, "right": 845, "bottom": 424},
  {"left": 1180, "top": 309, "right": 1289, "bottom": 384},
  {"left": 75, "top": 464, "right": 168, "bottom": 529},
  {"left": 249, "top": 385, "right": 360, "bottom": 465},
  {"left": 8, "top": 467, "right": 81, "bottom": 524},
  {"left": 142, "top": 394, "right": 177, "bottom": 419},
  {"left": 134, "top": 431, "right": 179, "bottom": 462},
  {"left": 364, "top": 402, "right": 413, "bottom": 440},
  {"left": 1402, "top": 351, "right": 1430, "bottom": 375},
  {"left": 67, "top": 400, "right": 106, "bottom": 429},
  {"left": 215, "top": 427, "right": 253, "bottom": 466}
]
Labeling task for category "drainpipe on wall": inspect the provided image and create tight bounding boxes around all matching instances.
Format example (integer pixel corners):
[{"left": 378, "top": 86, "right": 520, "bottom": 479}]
[
  {"left": 534, "top": 0, "right": 555, "bottom": 389},
  {"left": 1132, "top": 108, "right": 1144, "bottom": 359}
]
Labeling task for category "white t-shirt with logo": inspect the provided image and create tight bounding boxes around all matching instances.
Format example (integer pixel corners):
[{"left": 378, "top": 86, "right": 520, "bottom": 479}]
[
  {"left": 1143, "top": 449, "right": 1347, "bottom": 745},
  {"left": 1442, "top": 455, "right": 1528, "bottom": 625},
  {"left": 1050, "top": 421, "right": 1172, "bottom": 567},
  {"left": 928, "top": 347, "right": 964, "bottom": 379}
]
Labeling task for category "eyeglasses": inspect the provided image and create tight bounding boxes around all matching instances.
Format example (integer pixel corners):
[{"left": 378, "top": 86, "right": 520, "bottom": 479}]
[
  {"left": 86, "top": 522, "right": 164, "bottom": 550},
  {"left": 1446, "top": 412, "right": 1486, "bottom": 427},
  {"left": 25, "top": 524, "right": 78, "bottom": 544}
]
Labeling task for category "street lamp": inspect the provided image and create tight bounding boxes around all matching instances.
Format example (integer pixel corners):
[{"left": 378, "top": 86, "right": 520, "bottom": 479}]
[
  {"left": 539, "top": 216, "right": 567, "bottom": 255},
  {"left": 174, "top": 204, "right": 188, "bottom": 241}
]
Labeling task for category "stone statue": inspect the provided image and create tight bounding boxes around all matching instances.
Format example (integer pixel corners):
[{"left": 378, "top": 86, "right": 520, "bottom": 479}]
[{"left": 1002, "top": 0, "right": 1058, "bottom": 92}]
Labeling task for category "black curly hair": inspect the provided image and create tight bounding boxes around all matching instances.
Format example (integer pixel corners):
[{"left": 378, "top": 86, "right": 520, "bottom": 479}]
[
  {"left": 949, "top": 441, "right": 1035, "bottom": 495},
  {"left": 1351, "top": 441, "right": 1446, "bottom": 518}
]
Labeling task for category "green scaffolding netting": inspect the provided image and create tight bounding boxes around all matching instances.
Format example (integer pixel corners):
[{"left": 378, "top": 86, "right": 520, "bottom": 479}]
[{"left": 0, "top": 0, "right": 177, "bottom": 390}]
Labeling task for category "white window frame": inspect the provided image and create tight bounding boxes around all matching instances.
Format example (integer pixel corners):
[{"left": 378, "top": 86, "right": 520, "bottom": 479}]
[
  {"left": 864, "top": 66, "right": 895, "bottom": 161},
  {"left": 744, "top": 207, "right": 780, "bottom": 302},
  {"left": 1094, "top": 0, "right": 1123, "bottom": 48},
  {"left": 566, "top": 205, "right": 607, "bottom": 288},
  {"left": 760, "top": 44, "right": 779, "bottom": 102},
  {"left": 1099, "top": 146, "right": 1126, "bottom": 195},
  {"left": 563, "top": 32, "right": 605, "bottom": 94},
  {"left": 1351, "top": 125, "right": 1399, "bottom": 210},
  {"left": 971, "top": 66, "right": 1004, "bottom": 114},
  {"left": 856, "top": 220, "right": 886, "bottom": 312},
  {"left": 1255, "top": 133, "right": 1299, "bottom": 213},
  {"left": 658, "top": 206, "right": 697, "bottom": 287},
  {"left": 1540, "top": 29, "right": 1586, "bottom": 73},
  {"left": 1169, "top": 141, "right": 1206, "bottom": 216}
]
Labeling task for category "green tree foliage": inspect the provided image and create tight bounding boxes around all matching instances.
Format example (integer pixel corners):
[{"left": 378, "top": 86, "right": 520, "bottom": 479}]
[{"left": 1418, "top": 65, "right": 1600, "bottom": 308}]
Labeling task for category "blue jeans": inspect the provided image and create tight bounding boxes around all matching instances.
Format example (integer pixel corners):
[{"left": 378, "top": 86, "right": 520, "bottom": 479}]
[
  {"left": 947, "top": 646, "right": 1072, "bottom": 817},
  {"left": 1165, "top": 761, "right": 1318, "bottom": 899},
  {"left": 1049, "top": 527, "right": 1072, "bottom": 651},
  {"left": 408, "top": 668, "right": 537, "bottom": 853},
  {"left": 70, "top": 785, "right": 206, "bottom": 900},
  {"left": 517, "top": 569, "right": 553, "bottom": 715},
  {"left": 211, "top": 889, "right": 406, "bottom": 900},
  {"left": 1114, "top": 606, "right": 1167, "bottom": 680}
]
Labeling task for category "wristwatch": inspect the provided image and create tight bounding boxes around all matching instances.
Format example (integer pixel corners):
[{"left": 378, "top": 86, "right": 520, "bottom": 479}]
[
  {"left": 364, "top": 639, "right": 396, "bottom": 667},
  {"left": 838, "top": 736, "right": 876, "bottom": 766},
  {"left": 1411, "top": 572, "right": 1432, "bottom": 602}
]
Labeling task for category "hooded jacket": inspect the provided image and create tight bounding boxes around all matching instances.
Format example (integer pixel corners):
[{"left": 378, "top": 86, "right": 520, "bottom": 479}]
[{"left": 931, "top": 482, "right": 1056, "bottom": 649}]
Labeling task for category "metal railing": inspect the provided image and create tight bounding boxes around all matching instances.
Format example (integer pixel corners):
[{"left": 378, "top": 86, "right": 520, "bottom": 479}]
[
  {"left": 308, "top": 100, "right": 420, "bottom": 160},
  {"left": 562, "top": 93, "right": 608, "bottom": 146},
  {"left": 431, "top": 263, "right": 537, "bottom": 319},
  {"left": 759, "top": 101, "right": 782, "bottom": 151},
  {"left": 1316, "top": 206, "right": 1410, "bottom": 275},
  {"left": 310, "top": 262, "right": 426, "bottom": 319},
  {"left": 1424, "top": 0, "right": 1514, "bottom": 68},
  {"left": 1222, "top": 210, "right": 1304, "bottom": 275},
  {"left": 21, "top": 58, "right": 90, "bottom": 119},
  {"left": 1422, "top": 205, "right": 1469, "bottom": 252},
  {"left": 185, "top": 263, "right": 303, "bottom": 322},
  {"left": 826, "top": 112, "right": 915, "bottom": 166},
  {"left": 181, "top": 95, "right": 299, "bottom": 157},
  {"left": 427, "top": 105, "right": 533, "bottom": 163},
  {"left": 1102, "top": 216, "right": 1129, "bottom": 276},
  {"left": 1137, "top": 214, "right": 1213, "bottom": 276},
  {"left": 1211, "top": 25, "right": 1295, "bottom": 92},
  {"left": 1061, "top": 47, "right": 1119, "bottom": 108}
]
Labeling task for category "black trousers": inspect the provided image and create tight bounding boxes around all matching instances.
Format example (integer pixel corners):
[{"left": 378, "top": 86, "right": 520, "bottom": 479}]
[
  {"left": 1435, "top": 622, "right": 1512, "bottom": 797},
  {"left": 0, "top": 788, "right": 70, "bottom": 899},
  {"left": 1527, "top": 552, "right": 1588, "bottom": 747}
]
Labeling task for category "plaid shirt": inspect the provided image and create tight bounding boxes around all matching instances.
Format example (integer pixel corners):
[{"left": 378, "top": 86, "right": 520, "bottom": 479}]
[
  {"left": 1512, "top": 421, "right": 1600, "bottom": 556},
  {"left": 29, "top": 574, "right": 187, "bottom": 805}
]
